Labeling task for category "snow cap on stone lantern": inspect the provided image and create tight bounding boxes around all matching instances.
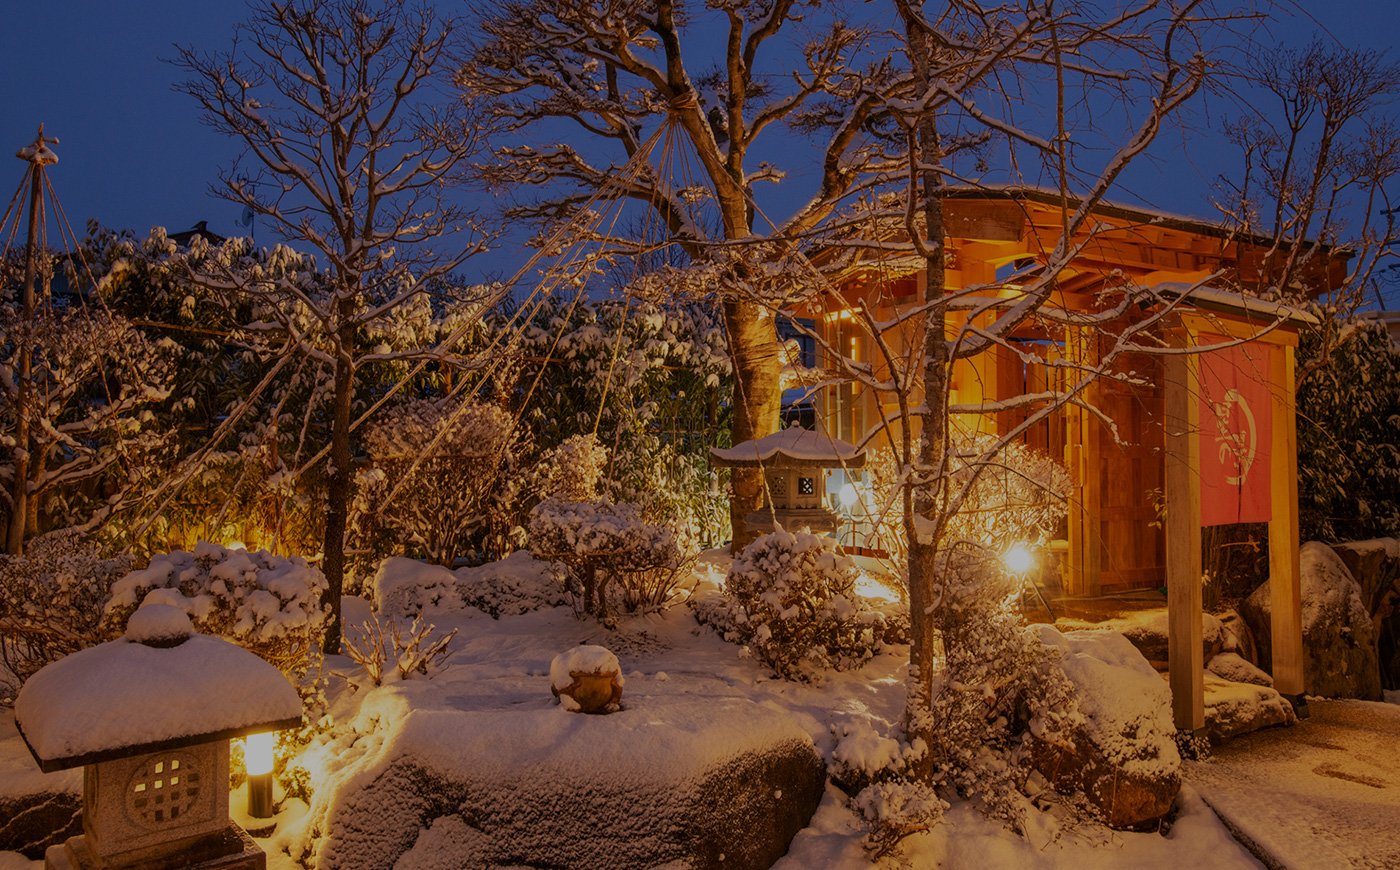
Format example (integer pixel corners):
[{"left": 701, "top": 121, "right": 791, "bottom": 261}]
[{"left": 15, "top": 604, "right": 301, "bottom": 870}]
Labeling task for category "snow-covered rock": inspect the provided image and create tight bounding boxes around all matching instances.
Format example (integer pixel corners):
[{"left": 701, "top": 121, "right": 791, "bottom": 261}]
[
  {"left": 1207, "top": 652, "right": 1273, "bottom": 687},
  {"left": 1243, "top": 542, "right": 1382, "bottom": 700},
  {"left": 0, "top": 713, "right": 80, "bottom": 859},
  {"left": 1030, "top": 626, "right": 1182, "bottom": 828},
  {"left": 1330, "top": 538, "right": 1400, "bottom": 690},
  {"left": 1057, "top": 609, "right": 1223, "bottom": 670},
  {"left": 549, "top": 645, "right": 623, "bottom": 713},
  {"left": 299, "top": 685, "right": 824, "bottom": 870},
  {"left": 1202, "top": 674, "right": 1296, "bottom": 744}
]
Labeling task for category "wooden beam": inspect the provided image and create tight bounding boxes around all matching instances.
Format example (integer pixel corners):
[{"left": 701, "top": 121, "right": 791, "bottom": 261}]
[
  {"left": 1269, "top": 344, "right": 1305, "bottom": 695},
  {"left": 1164, "top": 346, "right": 1204, "bottom": 732}
]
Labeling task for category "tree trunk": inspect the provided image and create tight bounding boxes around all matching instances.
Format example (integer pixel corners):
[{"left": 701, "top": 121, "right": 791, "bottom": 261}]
[
  {"left": 723, "top": 296, "right": 782, "bottom": 552},
  {"left": 321, "top": 336, "right": 354, "bottom": 655},
  {"left": 897, "top": 0, "right": 950, "bottom": 767}
]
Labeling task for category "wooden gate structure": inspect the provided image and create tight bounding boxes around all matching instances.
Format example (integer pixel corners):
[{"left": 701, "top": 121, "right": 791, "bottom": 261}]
[{"left": 803, "top": 187, "right": 1339, "bottom": 728}]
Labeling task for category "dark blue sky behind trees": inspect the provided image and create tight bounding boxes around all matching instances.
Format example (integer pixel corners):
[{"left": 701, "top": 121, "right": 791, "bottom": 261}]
[{"left": 1, "top": 1, "right": 1396, "bottom": 298}]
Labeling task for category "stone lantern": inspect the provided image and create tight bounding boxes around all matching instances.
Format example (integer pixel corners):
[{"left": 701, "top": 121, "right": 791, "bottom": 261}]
[
  {"left": 711, "top": 426, "right": 866, "bottom": 535},
  {"left": 14, "top": 605, "right": 302, "bottom": 870}
]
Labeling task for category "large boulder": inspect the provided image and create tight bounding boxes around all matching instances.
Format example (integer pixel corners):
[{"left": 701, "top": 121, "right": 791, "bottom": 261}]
[
  {"left": 1330, "top": 538, "right": 1400, "bottom": 690},
  {"left": 1215, "top": 609, "right": 1259, "bottom": 666},
  {"left": 0, "top": 714, "right": 82, "bottom": 858},
  {"left": 1241, "top": 542, "right": 1382, "bottom": 700},
  {"left": 300, "top": 686, "right": 825, "bottom": 870},
  {"left": 1054, "top": 609, "right": 1223, "bottom": 671},
  {"left": 1030, "top": 627, "right": 1181, "bottom": 829},
  {"left": 1201, "top": 674, "right": 1296, "bottom": 744}
]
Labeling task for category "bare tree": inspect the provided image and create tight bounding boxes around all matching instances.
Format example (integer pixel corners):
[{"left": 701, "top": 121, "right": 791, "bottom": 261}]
[
  {"left": 1213, "top": 40, "right": 1400, "bottom": 382},
  {"left": 814, "top": 0, "right": 1225, "bottom": 788},
  {"left": 174, "top": 0, "right": 492, "bottom": 653},
  {"left": 461, "top": 0, "right": 901, "bottom": 548}
]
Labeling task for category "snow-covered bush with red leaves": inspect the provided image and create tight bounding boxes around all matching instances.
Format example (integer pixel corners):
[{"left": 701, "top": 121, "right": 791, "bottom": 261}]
[{"left": 104, "top": 541, "right": 328, "bottom": 671}]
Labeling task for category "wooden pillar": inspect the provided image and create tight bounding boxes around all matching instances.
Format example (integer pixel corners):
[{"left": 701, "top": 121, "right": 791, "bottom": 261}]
[
  {"left": 1066, "top": 326, "right": 1102, "bottom": 596},
  {"left": 1269, "top": 344, "right": 1304, "bottom": 695},
  {"left": 1164, "top": 349, "right": 1204, "bottom": 732}
]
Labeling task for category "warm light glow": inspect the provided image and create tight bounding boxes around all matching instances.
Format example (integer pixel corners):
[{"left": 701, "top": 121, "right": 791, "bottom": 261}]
[
  {"left": 839, "top": 483, "right": 859, "bottom": 508},
  {"left": 225, "top": 540, "right": 249, "bottom": 552},
  {"left": 245, "top": 732, "right": 275, "bottom": 776},
  {"left": 1004, "top": 545, "right": 1035, "bottom": 574}
]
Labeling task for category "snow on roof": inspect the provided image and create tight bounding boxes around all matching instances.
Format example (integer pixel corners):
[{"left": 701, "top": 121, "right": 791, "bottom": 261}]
[
  {"left": 15, "top": 633, "right": 302, "bottom": 772},
  {"left": 710, "top": 427, "right": 865, "bottom": 468},
  {"left": 1153, "top": 282, "right": 1320, "bottom": 326}
]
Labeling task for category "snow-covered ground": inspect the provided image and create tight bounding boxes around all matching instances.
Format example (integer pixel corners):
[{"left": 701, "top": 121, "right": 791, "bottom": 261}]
[{"left": 7, "top": 547, "right": 1374, "bottom": 869}]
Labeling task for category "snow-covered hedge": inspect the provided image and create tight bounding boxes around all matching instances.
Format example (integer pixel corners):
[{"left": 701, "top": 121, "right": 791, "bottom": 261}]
[
  {"left": 0, "top": 529, "right": 132, "bottom": 692},
  {"left": 104, "top": 541, "right": 329, "bottom": 671},
  {"left": 370, "top": 552, "right": 568, "bottom": 619},
  {"left": 528, "top": 498, "right": 691, "bottom": 617},
  {"left": 708, "top": 530, "right": 896, "bottom": 680}
]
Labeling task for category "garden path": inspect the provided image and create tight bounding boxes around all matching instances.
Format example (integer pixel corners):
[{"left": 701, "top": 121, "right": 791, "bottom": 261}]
[{"left": 1187, "top": 698, "right": 1400, "bottom": 870}]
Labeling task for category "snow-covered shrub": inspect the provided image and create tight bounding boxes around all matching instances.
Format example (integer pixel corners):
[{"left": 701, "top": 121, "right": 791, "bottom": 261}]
[
  {"left": 0, "top": 529, "right": 132, "bottom": 695},
  {"left": 369, "top": 552, "right": 570, "bottom": 620},
  {"left": 361, "top": 397, "right": 517, "bottom": 566},
  {"left": 912, "top": 545, "right": 1080, "bottom": 824},
  {"left": 538, "top": 434, "right": 609, "bottom": 501},
  {"left": 827, "top": 720, "right": 944, "bottom": 855},
  {"left": 528, "top": 498, "right": 691, "bottom": 617},
  {"left": 716, "top": 530, "right": 895, "bottom": 680},
  {"left": 853, "top": 780, "right": 947, "bottom": 857},
  {"left": 104, "top": 541, "right": 329, "bottom": 672},
  {"left": 455, "top": 551, "right": 573, "bottom": 617}
]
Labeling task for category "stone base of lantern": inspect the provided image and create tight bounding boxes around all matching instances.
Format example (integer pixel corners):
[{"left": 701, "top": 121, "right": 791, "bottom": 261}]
[
  {"left": 743, "top": 507, "right": 840, "bottom": 535},
  {"left": 45, "top": 824, "right": 265, "bottom": 870}
]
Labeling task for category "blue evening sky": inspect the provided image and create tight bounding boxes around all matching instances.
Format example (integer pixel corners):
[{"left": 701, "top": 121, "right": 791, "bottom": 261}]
[{"left": 1, "top": 1, "right": 1395, "bottom": 293}]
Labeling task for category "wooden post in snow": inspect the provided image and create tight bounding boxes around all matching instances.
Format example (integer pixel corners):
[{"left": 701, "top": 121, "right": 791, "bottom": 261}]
[
  {"left": 1269, "top": 344, "right": 1305, "bottom": 700},
  {"left": 1164, "top": 345, "right": 1204, "bottom": 732}
]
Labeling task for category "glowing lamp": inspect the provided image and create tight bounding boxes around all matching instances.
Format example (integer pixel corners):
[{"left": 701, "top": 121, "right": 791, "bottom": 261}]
[
  {"left": 244, "top": 733, "right": 275, "bottom": 776},
  {"left": 245, "top": 732, "right": 276, "bottom": 819},
  {"left": 839, "top": 483, "right": 858, "bottom": 509},
  {"left": 1004, "top": 545, "right": 1034, "bottom": 574}
]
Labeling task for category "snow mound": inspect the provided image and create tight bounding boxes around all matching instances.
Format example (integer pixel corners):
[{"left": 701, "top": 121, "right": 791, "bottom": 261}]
[{"left": 125, "top": 603, "right": 193, "bottom": 645}]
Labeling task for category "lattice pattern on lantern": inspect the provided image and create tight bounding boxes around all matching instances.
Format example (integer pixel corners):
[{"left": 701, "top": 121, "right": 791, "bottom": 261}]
[{"left": 126, "top": 753, "right": 201, "bottom": 827}]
